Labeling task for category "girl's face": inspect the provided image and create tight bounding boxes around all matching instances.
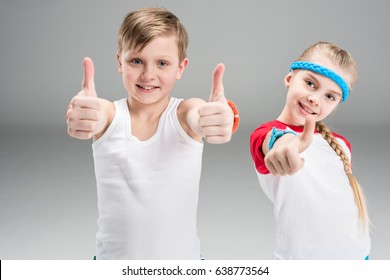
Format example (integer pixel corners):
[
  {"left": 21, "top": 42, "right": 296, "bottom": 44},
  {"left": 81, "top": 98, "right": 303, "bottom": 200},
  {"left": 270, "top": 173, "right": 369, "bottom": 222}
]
[
  {"left": 117, "top": 35, "right": 188, "bottom": 106},
  {"left": 278, "top": 57, "right": 351, "bottom": 126}
]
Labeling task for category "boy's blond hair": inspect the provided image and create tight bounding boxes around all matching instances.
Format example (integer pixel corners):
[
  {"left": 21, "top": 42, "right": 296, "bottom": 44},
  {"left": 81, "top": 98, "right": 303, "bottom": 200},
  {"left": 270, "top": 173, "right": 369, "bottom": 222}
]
[{"left": 117, "top": 7, "right": 189, "bottom": 62}]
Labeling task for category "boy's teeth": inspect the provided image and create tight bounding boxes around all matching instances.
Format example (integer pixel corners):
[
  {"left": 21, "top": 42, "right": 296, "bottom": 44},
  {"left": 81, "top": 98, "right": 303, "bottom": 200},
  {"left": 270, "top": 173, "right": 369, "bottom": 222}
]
[{"left": 143, "top": 86, "right": 154, "bottom": 90}]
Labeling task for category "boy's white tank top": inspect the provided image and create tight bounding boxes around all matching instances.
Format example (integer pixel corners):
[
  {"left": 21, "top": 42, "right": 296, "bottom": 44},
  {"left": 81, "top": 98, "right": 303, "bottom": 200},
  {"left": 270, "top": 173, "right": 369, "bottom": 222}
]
[{"left": 92, "top": 97, "right": 203, "bottom": 259}]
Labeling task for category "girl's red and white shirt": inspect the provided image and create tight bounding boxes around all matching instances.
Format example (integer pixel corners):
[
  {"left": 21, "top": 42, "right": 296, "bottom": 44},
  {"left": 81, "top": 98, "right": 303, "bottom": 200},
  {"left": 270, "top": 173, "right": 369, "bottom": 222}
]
[{"left": 250, "top": 120, "right": 370, "bottom": 260}]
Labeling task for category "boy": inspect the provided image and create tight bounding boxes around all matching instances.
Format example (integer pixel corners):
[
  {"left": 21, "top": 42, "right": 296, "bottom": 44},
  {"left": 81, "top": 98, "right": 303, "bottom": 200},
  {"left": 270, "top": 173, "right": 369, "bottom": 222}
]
[{"left": 66, "top": 7, "right": 238, "bottom": 259}]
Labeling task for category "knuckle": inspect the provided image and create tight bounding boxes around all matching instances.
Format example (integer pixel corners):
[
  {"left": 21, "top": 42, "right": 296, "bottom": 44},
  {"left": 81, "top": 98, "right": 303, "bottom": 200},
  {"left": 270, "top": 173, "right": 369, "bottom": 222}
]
[
  {"left": 86, "top": 132, "right": 94, "bottom": 139},
  {"left": 66, "top": 110, "right": 74, "bottom": 121},
  {"left": 93, "top": 111, "right": 100, "bottom": 120},
  {"left": 67, "top": 120, "right": 75, "bottom": 129},
  {"left": 198, "top": 117, "right": 206, "bottom": 126},
  {"left": 222, "top": 135, "right": 231, "bottom": 143},
  {"left": 72, "top": 97, "right": 81, "bottom": 106},
  {"left": 86, "top": 121, "right": 96, "bottom": 131},
  {"left": 287, "top": 170, "right": 294, "bottom": 175},
  {"left": 222, "top": 126, "right": 231, "bottom": 136}
]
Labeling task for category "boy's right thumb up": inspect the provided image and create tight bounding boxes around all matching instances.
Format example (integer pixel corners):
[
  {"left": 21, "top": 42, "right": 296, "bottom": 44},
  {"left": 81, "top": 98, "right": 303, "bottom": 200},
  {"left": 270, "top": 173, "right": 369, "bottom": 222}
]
[{"left": 80, "top": 57, "right": 97, "bottom": 97}]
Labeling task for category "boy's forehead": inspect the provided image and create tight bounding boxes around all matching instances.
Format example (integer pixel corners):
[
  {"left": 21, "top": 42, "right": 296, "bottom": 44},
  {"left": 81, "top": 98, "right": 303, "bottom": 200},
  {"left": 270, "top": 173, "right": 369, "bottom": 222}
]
[
  {"left": 122, "top": 35, "right": 180, "bottom": 57},
  {"left": 125, "top": 34, "right": 177, "bottom": 49}
]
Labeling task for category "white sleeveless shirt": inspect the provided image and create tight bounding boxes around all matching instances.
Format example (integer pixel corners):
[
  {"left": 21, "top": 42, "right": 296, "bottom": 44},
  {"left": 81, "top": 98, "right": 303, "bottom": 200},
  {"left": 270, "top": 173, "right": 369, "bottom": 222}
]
[{"left": 92, "top": 98, "right": 203, "bottom": 259}]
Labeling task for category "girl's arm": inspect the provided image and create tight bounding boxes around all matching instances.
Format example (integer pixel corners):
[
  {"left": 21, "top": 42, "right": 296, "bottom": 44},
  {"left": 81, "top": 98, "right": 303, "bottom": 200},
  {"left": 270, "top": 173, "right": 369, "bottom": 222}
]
[{"left": 263, "top": 116, "right": 315, "bottom": 176}]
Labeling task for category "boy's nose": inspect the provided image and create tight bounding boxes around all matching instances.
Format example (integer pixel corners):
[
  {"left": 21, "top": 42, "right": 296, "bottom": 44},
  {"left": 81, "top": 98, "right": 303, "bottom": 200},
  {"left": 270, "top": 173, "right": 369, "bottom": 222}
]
[{"left": 141, "top": 65, "right": 155, "bottom": 80}]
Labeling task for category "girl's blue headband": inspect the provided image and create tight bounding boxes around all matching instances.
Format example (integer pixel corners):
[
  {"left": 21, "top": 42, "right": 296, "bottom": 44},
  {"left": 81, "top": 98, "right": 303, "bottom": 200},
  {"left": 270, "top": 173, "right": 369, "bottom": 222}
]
[{"left": 290, "top": 61, "right": 349, "bottom": 102}]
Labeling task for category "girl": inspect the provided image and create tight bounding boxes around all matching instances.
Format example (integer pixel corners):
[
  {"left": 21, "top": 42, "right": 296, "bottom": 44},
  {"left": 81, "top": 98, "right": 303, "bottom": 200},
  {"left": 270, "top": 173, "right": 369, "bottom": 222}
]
[{"left": 250, "top": 42, "right": 370, "bottom": 259}]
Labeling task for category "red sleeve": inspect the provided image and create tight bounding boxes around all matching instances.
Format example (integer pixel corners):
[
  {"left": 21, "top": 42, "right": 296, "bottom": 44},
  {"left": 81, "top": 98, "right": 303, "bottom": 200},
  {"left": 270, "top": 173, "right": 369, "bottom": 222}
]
[
  {"left": 332, "top": 132, "right": 352, "bottom": 153},
  {"left": 250, "top": 121, "right": 353, "bottom": 174},
  {"left": 249, "top": 120, "right": 289, "bottom": 174}
]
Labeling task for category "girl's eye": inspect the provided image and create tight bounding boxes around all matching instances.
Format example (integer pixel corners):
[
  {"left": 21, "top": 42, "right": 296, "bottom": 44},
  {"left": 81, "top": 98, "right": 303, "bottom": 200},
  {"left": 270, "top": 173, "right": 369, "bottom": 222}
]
[
  {"left": 158, "top": 61, "right": 168, "bottom": 67},
  {"left": 306, "top": 80, "right": 315, "bottom": 88},
  {"left": 326, "top": 93, "right": 336, "bottom": 101}
]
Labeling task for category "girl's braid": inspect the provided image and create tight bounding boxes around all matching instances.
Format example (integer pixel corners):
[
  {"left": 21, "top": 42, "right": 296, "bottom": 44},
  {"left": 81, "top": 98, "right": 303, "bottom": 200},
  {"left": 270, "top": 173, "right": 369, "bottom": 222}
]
[
  {"left": 316, "top": 121, "right": 369, "bottom": 228},
  {"left": 316, "top": 121, "right": 352, "bottom": 174}
]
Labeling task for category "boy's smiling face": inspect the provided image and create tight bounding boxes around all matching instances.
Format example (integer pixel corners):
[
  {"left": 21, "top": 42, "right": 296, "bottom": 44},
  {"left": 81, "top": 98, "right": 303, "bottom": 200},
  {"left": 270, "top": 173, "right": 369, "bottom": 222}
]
[{"left": 117, "top": 35, "right": 188, "bottom": 105}]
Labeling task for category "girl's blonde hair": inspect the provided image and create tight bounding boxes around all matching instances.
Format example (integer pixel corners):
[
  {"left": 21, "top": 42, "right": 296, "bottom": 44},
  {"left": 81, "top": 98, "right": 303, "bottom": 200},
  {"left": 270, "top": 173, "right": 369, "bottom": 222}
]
[
  {"left": 117, "top": 7, "right": 189, "bottom": 62},
  {"left": 298, "top": 42, "right": 369, "bottom": 228}
]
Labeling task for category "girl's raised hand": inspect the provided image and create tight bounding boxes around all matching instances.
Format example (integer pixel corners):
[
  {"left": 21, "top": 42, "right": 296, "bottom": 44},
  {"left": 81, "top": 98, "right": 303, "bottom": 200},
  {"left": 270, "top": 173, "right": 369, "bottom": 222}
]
[
  {"left": 264, "top": 116, "right": 315, "bottom": 176},
  {"left": 298, "top": 115, "right": 316, "bottom": 154}
]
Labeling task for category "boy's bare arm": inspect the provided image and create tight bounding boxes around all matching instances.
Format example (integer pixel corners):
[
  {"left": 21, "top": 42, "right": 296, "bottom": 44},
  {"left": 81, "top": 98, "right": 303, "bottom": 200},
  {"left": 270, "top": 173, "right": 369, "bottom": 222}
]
[
  {"left": 178, "top": 64, "right": 234, "bottom": 144},
  {"left": 66, "top": 57, "right": 115, "bottom": 141}
]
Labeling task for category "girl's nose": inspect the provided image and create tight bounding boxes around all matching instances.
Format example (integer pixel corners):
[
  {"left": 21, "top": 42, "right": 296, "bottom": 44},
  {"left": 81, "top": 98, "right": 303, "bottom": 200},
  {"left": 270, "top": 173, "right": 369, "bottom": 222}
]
[{"left": 307, "top": 94, "right": 319, "bottom": 106}]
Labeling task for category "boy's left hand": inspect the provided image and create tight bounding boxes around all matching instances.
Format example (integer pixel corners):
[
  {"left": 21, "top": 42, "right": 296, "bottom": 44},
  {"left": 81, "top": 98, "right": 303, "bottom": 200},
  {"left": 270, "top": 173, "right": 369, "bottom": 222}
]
[{"left": 198, "top": 64, "right": 234, "bottom": 144}]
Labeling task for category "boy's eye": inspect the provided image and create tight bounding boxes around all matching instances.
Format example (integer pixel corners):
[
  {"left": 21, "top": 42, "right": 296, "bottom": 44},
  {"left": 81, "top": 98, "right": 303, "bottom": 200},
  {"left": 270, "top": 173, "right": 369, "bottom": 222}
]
[
  {"left": 130, "top": 58, "right": 142, "bottom": 65},
  {"left": 157, "top": 61, "right": 168, "bottom": 67}
]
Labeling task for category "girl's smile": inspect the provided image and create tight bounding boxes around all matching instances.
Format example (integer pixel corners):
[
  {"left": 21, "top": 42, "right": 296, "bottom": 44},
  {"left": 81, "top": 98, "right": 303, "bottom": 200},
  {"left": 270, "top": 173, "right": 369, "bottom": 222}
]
[
  {"left": 278, "top": 59, "right": 350, "bottom": 126},
  {"left": 298, "top": 101, "right": 317, "bottom": 116}
]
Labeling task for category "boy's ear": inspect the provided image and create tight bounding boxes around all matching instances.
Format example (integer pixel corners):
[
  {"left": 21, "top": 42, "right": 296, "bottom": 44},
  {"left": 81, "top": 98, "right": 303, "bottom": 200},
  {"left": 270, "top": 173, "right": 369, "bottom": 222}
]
[
  {"left": 176, "top": 58, "right": 189, "bottom": 80},
  {"left": 284, "top": 72, "right": 293, "bottom": 87},
  {"left": 116, "top": 51, "right": 122, "bottom": 74}
]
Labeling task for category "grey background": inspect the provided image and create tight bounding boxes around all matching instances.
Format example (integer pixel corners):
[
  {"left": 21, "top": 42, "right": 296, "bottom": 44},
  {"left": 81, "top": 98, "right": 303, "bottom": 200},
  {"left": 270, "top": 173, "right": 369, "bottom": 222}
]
[{"left": 0, "top": 0, "right": 389, "bottom": 259}]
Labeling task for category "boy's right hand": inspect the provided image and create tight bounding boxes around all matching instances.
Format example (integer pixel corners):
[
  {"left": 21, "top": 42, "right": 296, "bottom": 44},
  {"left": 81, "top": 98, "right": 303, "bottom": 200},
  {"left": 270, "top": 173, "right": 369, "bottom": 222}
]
[
  {"left": 66, "top": 57, "right": 106, "bottom": 140},
  {"left": 264, "top": 116, "right": 315, "bottom": 176}
]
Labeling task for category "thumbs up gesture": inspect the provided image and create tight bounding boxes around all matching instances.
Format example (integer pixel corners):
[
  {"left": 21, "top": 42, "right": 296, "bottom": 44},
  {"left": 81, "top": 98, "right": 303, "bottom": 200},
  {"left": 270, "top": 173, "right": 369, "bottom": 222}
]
[
  {"left": 66, "top": 57, "right": 106, "bottom": 140},
  {"left": 264, "top": 116, "right": 316, "bottom": 176},
  {"left": 198, "top": 64, "right": 234, "bottom": 144},
  {"left": 80, "top": 57, "right": 97, "bottom": 97}
]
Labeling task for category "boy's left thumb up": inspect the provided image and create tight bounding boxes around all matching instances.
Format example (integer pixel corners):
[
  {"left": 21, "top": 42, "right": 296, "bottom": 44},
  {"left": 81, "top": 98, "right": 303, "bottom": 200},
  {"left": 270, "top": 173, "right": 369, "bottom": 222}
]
[{"left": 208, "top": 63, "right": 227, "bottom": 103}]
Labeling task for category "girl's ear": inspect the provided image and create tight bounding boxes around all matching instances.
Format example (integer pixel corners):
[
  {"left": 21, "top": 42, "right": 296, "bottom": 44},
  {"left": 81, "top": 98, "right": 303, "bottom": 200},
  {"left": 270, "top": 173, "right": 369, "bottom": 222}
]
[
  {"left": 116, "top": 51, "right": 122, "bottom": 74},
  {"left": 284, "top": 72, "right": 293, "bottom": 87}
]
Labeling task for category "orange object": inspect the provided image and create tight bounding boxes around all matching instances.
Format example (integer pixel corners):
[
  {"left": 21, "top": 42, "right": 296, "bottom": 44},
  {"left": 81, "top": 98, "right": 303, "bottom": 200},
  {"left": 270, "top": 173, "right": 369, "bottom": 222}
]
[{"left": 227, "top": 100, "right": 240, "bottom": 133}]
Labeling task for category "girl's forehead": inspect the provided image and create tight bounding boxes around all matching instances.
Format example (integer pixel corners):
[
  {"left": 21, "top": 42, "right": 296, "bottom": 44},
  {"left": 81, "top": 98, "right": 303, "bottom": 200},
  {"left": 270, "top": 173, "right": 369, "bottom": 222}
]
[
  {"left": 308, "top": 55, "right": 352, "bottom": 85},
  {"left": 309, "top": 56, "right": 337, "bottom": 71},
  {"left": 290, "top": 60, "right": 350, "bottom": 101}
]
